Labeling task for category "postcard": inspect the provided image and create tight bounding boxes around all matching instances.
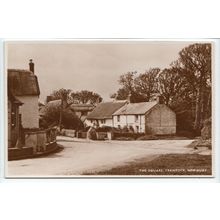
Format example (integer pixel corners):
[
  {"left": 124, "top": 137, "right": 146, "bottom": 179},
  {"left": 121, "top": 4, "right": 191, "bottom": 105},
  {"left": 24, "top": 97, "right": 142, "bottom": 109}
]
[{"left": 5, "top": 40, "right": 214, "bottom": 177}]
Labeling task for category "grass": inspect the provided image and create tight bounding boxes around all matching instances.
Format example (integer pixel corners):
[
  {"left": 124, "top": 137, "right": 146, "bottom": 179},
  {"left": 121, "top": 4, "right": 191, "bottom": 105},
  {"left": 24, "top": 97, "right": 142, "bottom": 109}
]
[{"left": 84, "top": 154, "right": 211, "bottom": 176}]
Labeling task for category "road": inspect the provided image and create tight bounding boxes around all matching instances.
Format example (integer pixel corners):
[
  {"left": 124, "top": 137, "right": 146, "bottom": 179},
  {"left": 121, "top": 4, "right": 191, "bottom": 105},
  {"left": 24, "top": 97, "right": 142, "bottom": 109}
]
[{"left": 7, "top": 136, "right": 196, "bottom": 177}]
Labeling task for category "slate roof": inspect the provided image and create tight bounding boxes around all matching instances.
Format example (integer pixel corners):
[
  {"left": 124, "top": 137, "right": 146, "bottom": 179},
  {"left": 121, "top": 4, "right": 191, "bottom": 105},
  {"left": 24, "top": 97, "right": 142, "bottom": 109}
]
[
  {"left": 113, "top": 101, "right": 157, "bottom": 115},
  {"left": 86, "top": 101, "right": 127, "bottom": 119},
  {"left": 8, "top": 69, "right": 40, "bottom": 96}
]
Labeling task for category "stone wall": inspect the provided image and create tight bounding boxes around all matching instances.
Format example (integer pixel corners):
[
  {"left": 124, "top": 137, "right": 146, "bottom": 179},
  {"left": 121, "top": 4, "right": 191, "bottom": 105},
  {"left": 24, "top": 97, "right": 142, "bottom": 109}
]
[{"left": 145, "top": 104, "right": 176, "bottom": 135}]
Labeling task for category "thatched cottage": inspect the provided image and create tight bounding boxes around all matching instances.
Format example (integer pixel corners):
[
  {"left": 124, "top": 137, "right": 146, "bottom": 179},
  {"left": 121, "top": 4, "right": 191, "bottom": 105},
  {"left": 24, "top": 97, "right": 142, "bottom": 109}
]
[{"left": 8, "top": 60, "right": 40, "bottom": 129}]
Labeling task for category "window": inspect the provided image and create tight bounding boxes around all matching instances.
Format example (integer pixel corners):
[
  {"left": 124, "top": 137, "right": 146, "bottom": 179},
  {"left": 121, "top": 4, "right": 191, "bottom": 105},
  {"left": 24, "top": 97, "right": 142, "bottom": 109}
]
[
  {"left": 117, "top": 115, "right": 120, "bottom": 122},
  {"left": 135, "top": 115, "right": 138, "bottom": 122},
  {"left": 136, "top": 126, "right": 139, "bottom": 132},
  {"left": 101, "top": 119, "right": 106, "bottom": 124},
  {"left": 11, "top": 105, "right": 16, "bottom": 127}
]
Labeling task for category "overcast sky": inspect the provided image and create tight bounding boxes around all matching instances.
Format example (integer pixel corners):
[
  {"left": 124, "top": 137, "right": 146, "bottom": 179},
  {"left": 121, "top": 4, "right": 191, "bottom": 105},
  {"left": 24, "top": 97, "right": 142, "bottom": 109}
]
[{"left": 7, "top": 41, "right": 192, "bottom": 102}]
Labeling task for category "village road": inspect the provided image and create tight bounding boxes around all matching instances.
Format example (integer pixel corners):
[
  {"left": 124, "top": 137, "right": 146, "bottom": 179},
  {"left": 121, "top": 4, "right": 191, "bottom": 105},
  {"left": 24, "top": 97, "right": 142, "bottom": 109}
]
[{"left": 8, "top": 136, "right": 196, "bottom": 177}]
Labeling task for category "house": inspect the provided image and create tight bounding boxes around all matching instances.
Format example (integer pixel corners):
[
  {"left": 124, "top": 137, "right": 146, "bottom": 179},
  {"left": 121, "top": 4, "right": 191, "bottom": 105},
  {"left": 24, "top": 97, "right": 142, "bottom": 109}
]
[
  {"left": 8, "top": 90, "right": 23, "bottom": 148},
  {"left": 43, "top": 99, "right": 95, "bottom": 122},
  {"left": 70, "top": 104, "right": 95, "bottom": 122},
  {"left": 113, "top": 97, "right": 176, "bottom": 135},
  {"left": 8, "top": 60, "right": 58, "bottom": 160},
  {"left": 85, "top": 101, "right": 127, "bottom": 127},
  {"left": 8, "top": 59, "right": 40, "bottom": 128}
]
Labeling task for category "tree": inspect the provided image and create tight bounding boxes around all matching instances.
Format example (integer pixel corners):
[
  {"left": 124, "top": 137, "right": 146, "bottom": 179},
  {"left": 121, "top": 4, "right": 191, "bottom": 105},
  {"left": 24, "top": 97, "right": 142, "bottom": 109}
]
[
  {"left": 48, "top": 89, "right": 103, "bottom": 130},
  {"left": 157, "top": 66, "right": 188, "bottom": 106},
  {"left": 49, "top": 88, "right": 72, "bottom": 103},
  {"left": 178, "top": 43, "right": 211, "bottom": 133},
  {"left": 70, "top": 90, "right": 102, "bottom": 105},
  {"left": 135, "top": 68, "right": 160, "bottom": 101},
  {"left": 110, "top": 88, "right": 129, "bottom": 100},
  {"left": 41, "top": 103, "right": 83, "bottom": 130},
  {"left": 112, "top": 71, "right": 147, "bottom": 102}
]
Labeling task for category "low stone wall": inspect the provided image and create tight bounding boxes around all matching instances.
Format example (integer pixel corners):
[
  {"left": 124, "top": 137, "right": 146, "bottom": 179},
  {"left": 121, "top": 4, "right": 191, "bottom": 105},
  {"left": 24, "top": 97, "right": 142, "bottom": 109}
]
[
  {"left": 77, "top": 131, "right": 87, "bottom": 139},
  {"left": 62, "top": 129, "right": 76, "bottom": 137},
  {"left": 8, "top": 127, "right": 58, "bottom": 161},
  {"left": 96, "top": 132, "right": 108, "bottom": 140}
]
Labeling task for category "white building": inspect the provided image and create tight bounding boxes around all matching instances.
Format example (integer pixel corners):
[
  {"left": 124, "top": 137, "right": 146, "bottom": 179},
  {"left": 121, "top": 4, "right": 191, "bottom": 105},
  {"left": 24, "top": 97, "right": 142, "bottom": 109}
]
[
  {"left": 113, "top": 99, "right": 176, "bottom": 135},
  {"left": 8, "top": 60, "right": 40, "bottom": 128},
  {"left": 85, "top": 101, "right": 127, "bottom": 127}
]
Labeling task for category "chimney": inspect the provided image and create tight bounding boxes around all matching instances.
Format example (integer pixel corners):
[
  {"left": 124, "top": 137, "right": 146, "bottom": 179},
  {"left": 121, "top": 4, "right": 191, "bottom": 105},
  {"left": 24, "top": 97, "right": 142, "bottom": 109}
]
[
  {"left": 29, "top": 59, "right": 34, "bottom": 73},
  {"left": 127, "top": 92, "right": 132, "bottom": 103},
  {"left": 156, "top": 95, "right": 164, "bottom": 104},
  {"left": 46, "top": 96, "right": 52, "bottom": 103}
]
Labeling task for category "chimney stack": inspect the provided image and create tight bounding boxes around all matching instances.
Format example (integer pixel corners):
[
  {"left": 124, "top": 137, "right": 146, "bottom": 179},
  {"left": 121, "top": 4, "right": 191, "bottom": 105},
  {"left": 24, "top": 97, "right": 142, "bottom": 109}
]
[
  {"left": 46, "top": 96, "right": 52, "bottom": 103},
  {"left": 127, "top": 92, "right": 132, "bottom": 103},
  {"left": 29, "top": 59, "right": 34, "bottom": 73},
  {"left": 156, "top": 95, "right": 164, "bottom": 104}
]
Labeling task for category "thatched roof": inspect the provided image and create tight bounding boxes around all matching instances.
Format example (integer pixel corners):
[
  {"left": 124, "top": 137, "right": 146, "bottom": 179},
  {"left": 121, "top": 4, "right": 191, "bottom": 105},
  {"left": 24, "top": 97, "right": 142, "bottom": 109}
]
[
  {"left": 113, "top": 101, "right": 157, "bottom": 115},
  {"left": 86, "top": 101, "right": 127, "bottom": 119},
  {"left": 8, "top": 69, "right": 40, "bottom": 96},
  {"left": 8, "top": 89, "right": 23, "bottom": 105}
]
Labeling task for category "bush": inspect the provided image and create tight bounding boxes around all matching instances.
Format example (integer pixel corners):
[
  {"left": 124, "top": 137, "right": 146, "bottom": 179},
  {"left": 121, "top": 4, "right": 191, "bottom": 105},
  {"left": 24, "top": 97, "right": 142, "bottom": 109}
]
[
  {"left": 201, "top": 118, "right": 211, "bottom": 140},
  {"left": 96, "top": 126, "right": 112, "bottom": 132},
  {"left": 87, "top": 127, "right": 97, "bottom": 140},
  {"left": 122, "top": 125, "right": 129, "bottom": 132},
  {"left": 128, "top": 126, "right": 135, "bottom": 133},
  {"left": 187, "top": 138, "right": 212, "bottom": 149},
  {"left": 41, "top": 104, "right": 84, "bottom": 130}
]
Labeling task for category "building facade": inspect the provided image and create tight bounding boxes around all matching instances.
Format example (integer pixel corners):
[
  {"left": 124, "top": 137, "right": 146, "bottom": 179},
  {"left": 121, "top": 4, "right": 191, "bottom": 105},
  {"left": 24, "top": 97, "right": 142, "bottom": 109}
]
[
  {"left": 113, "top": 101, "right": 176, "bottom": 135},
  {"left": 8, "top": 60, "right": 40, "bottom": 128},
  {"left": 85, "top": 101, "right": 127, "bottom": 127}
]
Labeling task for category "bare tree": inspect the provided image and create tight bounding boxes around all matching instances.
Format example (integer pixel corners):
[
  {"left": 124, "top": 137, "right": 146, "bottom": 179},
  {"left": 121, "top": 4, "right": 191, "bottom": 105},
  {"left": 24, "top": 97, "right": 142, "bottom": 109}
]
[{"left": 178, "top": 43, "right": 211, "bottom": 133}]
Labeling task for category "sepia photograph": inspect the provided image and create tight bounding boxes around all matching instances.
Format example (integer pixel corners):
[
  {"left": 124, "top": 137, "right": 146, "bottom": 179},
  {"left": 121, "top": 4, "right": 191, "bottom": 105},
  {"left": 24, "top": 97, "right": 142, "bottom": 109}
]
[{"left": 5, "top": 40, "right": 213, "bottom": 177}]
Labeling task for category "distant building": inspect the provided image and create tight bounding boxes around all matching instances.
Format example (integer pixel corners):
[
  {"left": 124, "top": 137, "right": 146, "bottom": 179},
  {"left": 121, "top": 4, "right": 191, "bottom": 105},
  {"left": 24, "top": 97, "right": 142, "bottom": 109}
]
[
  {"left": 70, "top": 104, "right": 95, "bottom": 122},
  {"left": 43, "top": 99, "right": 95, "bottom": 123},
  {"left": 113, "top": 97, "right": 176, "bottom": 135},
  {"left": 8, "top": 60, "right": 40, "bottom": 128},
  {"left": 85, "top": 101, "right": 127, "bottom": 127}
]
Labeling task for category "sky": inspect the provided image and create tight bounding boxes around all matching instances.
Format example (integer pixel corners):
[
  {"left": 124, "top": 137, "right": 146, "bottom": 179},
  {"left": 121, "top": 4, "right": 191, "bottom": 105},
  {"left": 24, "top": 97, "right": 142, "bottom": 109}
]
[{"left": 6, "top": 41, "right": 192, "bottom": 102}]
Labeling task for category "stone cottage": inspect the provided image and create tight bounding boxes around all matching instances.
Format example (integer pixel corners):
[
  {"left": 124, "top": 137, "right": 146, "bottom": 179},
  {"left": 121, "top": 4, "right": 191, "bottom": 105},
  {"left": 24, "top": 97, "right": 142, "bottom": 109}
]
[{"left": 113, "top": 97, "right": 176, "bottom": 135}]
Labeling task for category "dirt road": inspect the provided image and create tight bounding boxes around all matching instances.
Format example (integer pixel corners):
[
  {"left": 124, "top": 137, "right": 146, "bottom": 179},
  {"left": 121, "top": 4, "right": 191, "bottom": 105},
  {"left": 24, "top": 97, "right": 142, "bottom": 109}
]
[{"left": 7, "top": 136, "right": 195, "bottom": 177}]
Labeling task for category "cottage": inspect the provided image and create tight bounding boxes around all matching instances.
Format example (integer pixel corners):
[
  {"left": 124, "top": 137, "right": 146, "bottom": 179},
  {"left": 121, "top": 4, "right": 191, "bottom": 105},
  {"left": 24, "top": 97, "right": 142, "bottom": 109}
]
[
  {"left": 85, "top": 101, "right": 127, "bottom": 127},
  {"left": 8, "top": 60, "right": 40, "bottom": 128},
  {"left": 113, "top": 97, "right": 176, "bottom": 135},
  {"left": 8, "top": 90, "right": 23, "bottom": 148},
  {"left": 8, "top": 60, "right": 58, "bottom": 160},
  {"left": 70, "top": 103, "right": 95, "bottom": 122}
]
